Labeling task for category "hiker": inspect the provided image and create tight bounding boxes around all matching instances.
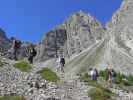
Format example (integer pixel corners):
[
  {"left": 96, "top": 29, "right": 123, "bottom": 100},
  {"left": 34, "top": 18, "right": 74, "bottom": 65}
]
[
  {"left": 60, "top": 56, "right": 65, "bottom": 73},
  {"left": 27, "top": 44, "right": 37, "bottom": 64},
  {"left": 12, "top": 38, "right": 22, "bottom": 60},
  {"left": 94, "top": 68, "right": 98, "bottom": 81},
  {"left": 107, "top": 66, "right": 114, "bottom": 87},
  {"left": 90, "top": 68, "right": 98, "bottom": 81}
]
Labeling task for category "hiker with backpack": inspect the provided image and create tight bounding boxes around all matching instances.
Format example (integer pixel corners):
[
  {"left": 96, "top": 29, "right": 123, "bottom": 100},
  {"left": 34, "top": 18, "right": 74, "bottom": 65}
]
[
  {"left": 90, "top": 68, "right": 99, "bottom": 81},
  {"left": 27, "top": 44, "right": 37, "bottom": 64},
  {"left": 59, "top": 56, "right": 65, "bottom": 73},
  {"left": 12, "top": 38, "right": 22, "bottom": 60}
]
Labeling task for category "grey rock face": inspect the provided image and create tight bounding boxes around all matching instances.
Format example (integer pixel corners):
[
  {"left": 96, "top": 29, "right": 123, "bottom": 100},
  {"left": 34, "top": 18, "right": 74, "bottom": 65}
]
[
  {"left": 36, "top": 25, "right": 67, "bottom": 61},
  {"left": 0, "top": 28, "right": 10, "bottom": 51},
  {"left": 37, "top": 11, "right": 105, "bottom": 61},
  {"left": 65, "top": 11, "right": 105, "bottom": 56},
  {"left": 105, "top": 0, "right": 133, "bottom": 74}
]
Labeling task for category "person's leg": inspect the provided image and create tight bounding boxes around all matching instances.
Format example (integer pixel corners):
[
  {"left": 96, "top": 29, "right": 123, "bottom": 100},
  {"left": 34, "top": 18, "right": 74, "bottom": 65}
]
[
  {"left": 30, "top": 56, "right": 33, "bottom": 64},
  {"left": 61, "top": 63, "right": 64, "bottom": 73},
  {"left": 108, "top": 78, "right": 112, "bottom": 88},
  {"left": 28, "top": 56, "right": 33, "bottom": 64},
  {"left": 31, "top": 56, "right": 34, "bottom": 64},
  {"left": 13, "top": 49, "right": 17, "bottom": 60},
  {"left": 56, "top": 64, "right": 60, "bottom": 72},
  {"left": 94, "top": 75, "right": 97, "bottom": 81},
  {"left": 92, "top": 75, "right": 95, "bottom": 80}
]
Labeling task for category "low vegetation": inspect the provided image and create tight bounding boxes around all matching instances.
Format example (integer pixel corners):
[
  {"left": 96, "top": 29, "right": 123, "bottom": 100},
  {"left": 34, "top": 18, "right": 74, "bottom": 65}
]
[
  {"left": 80, "top": 73, "right": 114, "bottom": 100},
  {"left": 37, "top": 68, "right": 59, "bottom": 82},
  {"left": 13, "top": 60, "right": 32, "bottom": 72},
  {"left": 0, "top": 58, "right": 4, "bottom": 67},
  {"left": 99, "top": 69, "right": 133, "bottom": 86},
  {"left": 0, "top": 61, "right": 4, "bottom": 67},
  {"left": 88, "top": 87, "right": 114, "bottom": 100},
  {"left": 0, "top": 96, "right": 26, "bottom": 100},
  {"left": 80, "top": 69, "right": 133, "bottom": 100}
]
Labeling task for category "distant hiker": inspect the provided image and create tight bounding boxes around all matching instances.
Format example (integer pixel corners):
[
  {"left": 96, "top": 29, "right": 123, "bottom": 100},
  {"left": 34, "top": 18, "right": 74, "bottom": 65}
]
[
  {"left": 60, "top": 56, "right": 65, "bottom": 73},
  {"left": 94, "top": 68, "right": 99, "bottom": 81},
  {"left": 107, "top": 66, "right": 114, "bottom": 87},
  {"left": 27, "top": 44, "right": 37, "bottom": 64},
  {"left": 90, "top": 68, "right": 98, "bottom": 81},
  {"left": 12, "top": 38, "right": 22, "bottom": 60}
]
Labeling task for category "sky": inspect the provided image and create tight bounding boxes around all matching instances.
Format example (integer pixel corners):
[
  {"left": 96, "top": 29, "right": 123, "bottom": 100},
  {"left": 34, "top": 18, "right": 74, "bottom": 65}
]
[{"left": 0, "top": 0, "right": 122, "bottom": 43}]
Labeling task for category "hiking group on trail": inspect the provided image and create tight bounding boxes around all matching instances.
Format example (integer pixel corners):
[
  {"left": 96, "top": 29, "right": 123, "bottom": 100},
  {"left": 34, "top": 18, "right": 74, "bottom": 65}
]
[
  {"left": 90, "top": 65, "right": 116, "bottom": 87},
  {"left": 10, "top": 37, "right": 117, "bottom": 84},
  {"left": 9, "top": 37, "right": 66, "bottom": 72},
  {"left": 10, "top": 37, "right": 37, "bottom": 64}
]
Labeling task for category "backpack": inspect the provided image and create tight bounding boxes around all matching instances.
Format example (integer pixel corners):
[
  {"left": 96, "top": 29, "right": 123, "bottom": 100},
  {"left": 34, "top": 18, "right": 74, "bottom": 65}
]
[
  {"left": 111, "top": 70, "right": 116, "bottom": 77},
  {"left": 60, "top": 58, "right": 65, "bottom": 64},
  {"left": 15, "top": 40, "right": 21, "bottom": 48}
]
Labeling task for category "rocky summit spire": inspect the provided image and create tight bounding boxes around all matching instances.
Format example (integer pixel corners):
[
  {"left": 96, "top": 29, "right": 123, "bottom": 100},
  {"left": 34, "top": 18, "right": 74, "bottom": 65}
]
[
  {"left": 64, "top": 11, "right": 105, "bottom": 56},
  {"left": 36, "top": 11, "right": 106, "bottom": 61}
]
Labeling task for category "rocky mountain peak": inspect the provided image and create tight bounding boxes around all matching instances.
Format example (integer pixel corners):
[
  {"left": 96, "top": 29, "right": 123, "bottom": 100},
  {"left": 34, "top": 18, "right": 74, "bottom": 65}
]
[
  {"left": 36, "top": 11, "right": 106, "bottom": 61},
  {"left": 64, "top": 11, "right": 105, "bottom": 56}
]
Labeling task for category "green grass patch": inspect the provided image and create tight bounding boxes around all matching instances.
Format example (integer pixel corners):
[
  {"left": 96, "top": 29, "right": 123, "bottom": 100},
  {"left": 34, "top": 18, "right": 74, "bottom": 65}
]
[
  {"left": 88, "top": 87, "right": 114, "bottom": 100},
  {"left": 0, "top": 96, "right": 26, "bottom": 100},
  {"left": 37, "top": 68, "right": 59, "bottom": 82},
  {"left": 0, "top": 59, "right": 4, "bottom": 67},
  {"left": 127, "top": 74, "right": 133, "bottom": 83},
  {"left": 99, "top": 70, "right": 109, "bottom": 81},
  {"left": 13, "top": 61, "right": 32, "bottom": 72},
  {"left": 0, "top": 61, "right": 4, "bottom": 67}
]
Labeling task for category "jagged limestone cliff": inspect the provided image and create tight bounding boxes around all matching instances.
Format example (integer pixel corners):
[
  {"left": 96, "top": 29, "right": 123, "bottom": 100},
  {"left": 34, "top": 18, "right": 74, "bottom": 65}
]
[{"left": 36, "top": 11, "right": 105, "bottom": 61}]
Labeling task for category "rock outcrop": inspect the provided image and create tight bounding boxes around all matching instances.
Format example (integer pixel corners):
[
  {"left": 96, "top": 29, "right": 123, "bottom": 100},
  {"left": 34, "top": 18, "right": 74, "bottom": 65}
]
[
  {"left": 0, "top": 28, "right": 10, "bottom": 51},
  {"left": 36, "top": 25, "right": 67, "bottom": 61},
  {"left": 105, "top": 0, "right": 133, "bottom": 74},
  {"left": 36, "top": 11, "right": 106, "bottom": 61},
  {"left": 65, "top": 11, "right": 105, "bottom": 56}
]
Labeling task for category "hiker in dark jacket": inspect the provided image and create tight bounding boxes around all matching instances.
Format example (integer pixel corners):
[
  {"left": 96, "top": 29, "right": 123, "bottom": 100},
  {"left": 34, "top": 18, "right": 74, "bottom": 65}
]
[
  {"left": 27, "top": 44, "right": 37, "bottom": 64},
  {"left": 12, "top": 38, "right": 21, "bottom": 60},
  {"left": 60, "top": 56, "right": 65, "bottom": 73}
]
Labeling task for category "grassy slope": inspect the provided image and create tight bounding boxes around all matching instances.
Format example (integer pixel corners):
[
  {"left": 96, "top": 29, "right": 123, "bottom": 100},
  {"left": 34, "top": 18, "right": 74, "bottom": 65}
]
[{"left": 13, "top": 61, "right": 32, "bottom": 72}]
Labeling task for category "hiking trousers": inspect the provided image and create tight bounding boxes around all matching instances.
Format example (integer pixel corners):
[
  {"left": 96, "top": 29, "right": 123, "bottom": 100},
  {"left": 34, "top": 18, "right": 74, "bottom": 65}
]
[
  {"left": 13, "top": 48, "right": 19, "bottom": 60},
  {"left": 28, "top": 55, "right": 34, "bottom": 64}
]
